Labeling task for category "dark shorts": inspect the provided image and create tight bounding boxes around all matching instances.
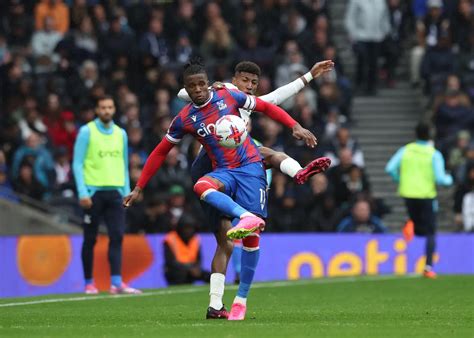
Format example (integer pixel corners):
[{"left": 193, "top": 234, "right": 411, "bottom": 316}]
[{"left": 404, "top": 198, "right": 437, "bottom": 236}]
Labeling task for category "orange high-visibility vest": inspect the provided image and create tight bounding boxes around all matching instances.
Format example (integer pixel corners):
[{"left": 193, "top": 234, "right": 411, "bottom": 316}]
[{"left": 164, "top": 231, "right": 200, "bottom": 264}]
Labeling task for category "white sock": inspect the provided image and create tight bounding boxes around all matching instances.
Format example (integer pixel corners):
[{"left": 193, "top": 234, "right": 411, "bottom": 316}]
[
  {"left": 233, "top": 295, "right": 247, "bottom": 306},
  {"left": 280, "top": 158, "right": 303, "bottom": 178},
  {"left": 209, "top": 273, "right": 225, "bottom": 309}
]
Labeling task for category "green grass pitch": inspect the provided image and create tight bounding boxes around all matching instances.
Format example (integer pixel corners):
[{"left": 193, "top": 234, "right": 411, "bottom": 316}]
[{"left": 1, "top": 275, "right": 473, "bottom": 337}]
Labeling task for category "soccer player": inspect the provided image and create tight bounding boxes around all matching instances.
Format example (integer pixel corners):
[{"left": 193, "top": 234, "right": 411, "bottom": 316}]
[
  {"left": 73, "top": 95, "right": 141, "bottom": 295},
  {"left": 178, "top": 60, "right": 334, "bottom": 185},
  {"left": 385, "top": 123, "right": 453, "bottom": 278},
  {"left": 177, "top": 60, "right": 333, "bottom": 319},
  {"left": 124, "top": 59, "right": 317, "bottom": 320}
]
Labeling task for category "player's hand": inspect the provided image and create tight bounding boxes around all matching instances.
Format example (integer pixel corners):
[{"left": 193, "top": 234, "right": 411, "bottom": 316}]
[
  {"left": 310, "top": 60, "right": 334, "bottom": 79},
  {"left": 79, "top": 197, "right": 93, "bottom": 209},
  {"left": 211, "top": 82, "right": 225, "bottom": 90},
  {"left": 292, "top": 123, "right": 317, "bottom": 148},
  {"left": 123, "top": 186, "right": 142, "bottom": 208}
]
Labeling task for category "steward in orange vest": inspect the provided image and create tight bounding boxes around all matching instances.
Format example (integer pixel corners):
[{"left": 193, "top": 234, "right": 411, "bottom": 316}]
[{"left": 164, "top": 215, "right": 210, "bottom": 285}]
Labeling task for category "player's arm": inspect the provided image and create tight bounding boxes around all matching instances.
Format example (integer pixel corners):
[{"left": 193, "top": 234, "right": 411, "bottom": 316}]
[
  {"left": 72, "top": 126, "right": 90, "bottom": 200},
  {"left": 433, "top": 150, "right": 453, "bottom": 186},
  {"left": 124, "top": 115, "right": 184, "bottom": 207},
  {"left": 253, "top": 96, "right": 318, "bottom": 148},
  {"left": 123, "top": 138, "right": 175, "bottom": 207},
  {"left": 120, "top": 129, "right": 131, "bottom": 197},
  {"left": 385, "top": 147, "right": 405, "bottom": 182},
  {"left": 259, "top": 60, "right": 334, "bottom": 105}
]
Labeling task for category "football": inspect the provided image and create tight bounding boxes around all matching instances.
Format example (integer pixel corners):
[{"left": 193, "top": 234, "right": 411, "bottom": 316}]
[{"left": 215, "top": 115, "right": 248, "bottom": 148}]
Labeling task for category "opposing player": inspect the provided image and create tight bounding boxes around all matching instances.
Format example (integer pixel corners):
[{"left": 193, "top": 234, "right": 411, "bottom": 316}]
[
  {"left": 124, "top": 59, "right": 317, "bottom": 320},
  {"left": 178, "top": 60, "right": 333, "bottom": 319}
]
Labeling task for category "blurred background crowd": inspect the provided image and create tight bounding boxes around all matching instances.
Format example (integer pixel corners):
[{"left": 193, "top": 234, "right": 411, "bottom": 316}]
[{"left": 0, "top": 0, "right": 472, "bottom": 234}]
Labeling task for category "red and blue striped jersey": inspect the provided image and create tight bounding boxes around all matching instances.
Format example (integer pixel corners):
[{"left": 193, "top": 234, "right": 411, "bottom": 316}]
[{"left": 166, "top": 89, "right": 262, "bottom": 169}]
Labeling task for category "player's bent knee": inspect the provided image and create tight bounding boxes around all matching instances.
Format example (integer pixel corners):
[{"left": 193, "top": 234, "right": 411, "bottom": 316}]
[
  {"left": 242, "top": 233, "right": 260, "bottom": 251},
  {"left": 193, "top": 177, "right": 218, "bottom": 199}
]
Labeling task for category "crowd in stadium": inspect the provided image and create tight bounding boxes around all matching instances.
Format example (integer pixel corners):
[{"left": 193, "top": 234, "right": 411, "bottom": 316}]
[{"left": 0, "top": 0, "right": 472, "bottom": 233}]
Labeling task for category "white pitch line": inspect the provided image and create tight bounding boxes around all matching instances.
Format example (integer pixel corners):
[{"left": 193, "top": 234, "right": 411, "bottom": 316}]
[{"left": 0, "top": 275, "right": 417, "bottom": 308}]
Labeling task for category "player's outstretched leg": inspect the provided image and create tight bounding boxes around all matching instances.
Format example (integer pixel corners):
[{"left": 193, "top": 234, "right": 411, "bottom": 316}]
[
  {"left": 293, "top": 157, "right": 332, "bottom": 184},
  {"left": 194, "top": 176, "right": 265, "bottom": 240},
  {"left": 259, "top": 147, "right": 331, "bottom": 185},
  {"left": 228, "top": 233, "right": 260, "bottom": 321}
]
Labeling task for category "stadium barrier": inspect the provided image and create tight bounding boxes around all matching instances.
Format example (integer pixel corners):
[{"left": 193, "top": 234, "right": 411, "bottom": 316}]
[{"left": 1, "top": 234, "right": 473, "bottom": 298}]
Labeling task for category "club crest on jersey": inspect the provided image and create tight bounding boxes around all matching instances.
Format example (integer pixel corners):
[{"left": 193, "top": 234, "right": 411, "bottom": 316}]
[
  {"left": 217, "top": 100, "right": 227, "bottom": 111},
  {"left": 190, "top": 115, "right": 197, "bottom": 122}
]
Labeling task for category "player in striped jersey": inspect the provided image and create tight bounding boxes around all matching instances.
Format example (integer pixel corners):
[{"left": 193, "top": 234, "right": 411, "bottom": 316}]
[
  {"left": 124, "top": 59, "right": 318, "bottom": 321},
  {"left": 177, "top": 60, "right": 333, "bottom": 319}
]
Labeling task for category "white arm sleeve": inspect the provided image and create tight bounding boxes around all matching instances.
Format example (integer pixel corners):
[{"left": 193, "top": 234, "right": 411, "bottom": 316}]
[
  {"left": 259, "top": 78, "right": 305, "bottom": 105},
  {"left": 177, "top": 88, "right": 191, "bottom": 102},
  {"left": 177, "top": 83, "right": 237, "bottom": 102}
]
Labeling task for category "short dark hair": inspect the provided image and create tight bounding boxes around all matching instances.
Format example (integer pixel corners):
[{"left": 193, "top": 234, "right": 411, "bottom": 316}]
[
  {"left": 183, "top": 57, "right": 206, "bottom": 80},
  {"left": 234, "top": 61, "right": 261, "bottom": 77},
  {"left": 95, "top": 95, "right": 114, "bottom": 107},
  {"left": 415, "top": 122, "right": 431, "bottom": 141}
]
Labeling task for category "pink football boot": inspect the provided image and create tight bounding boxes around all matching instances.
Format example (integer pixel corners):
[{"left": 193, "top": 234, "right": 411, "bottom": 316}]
[
  {"left": 226, "top": 216, "right": 265, "bottom": 240},
  {"left": 84, "top": 284, "right": 99, "bottom": 295},
  {"left": 110, "top": 283, "right": 142, "bottom": 295},
  {"left": 228, "top": 303, "right": 247, "bottom": 321}
]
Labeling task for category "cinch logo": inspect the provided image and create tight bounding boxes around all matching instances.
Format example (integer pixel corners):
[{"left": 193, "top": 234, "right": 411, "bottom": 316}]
[
  {"left": 98, "top": 150, "right": 121, "bottom": 158},
  {"left": 197, "top": 122, "right": 216, "bottom": 137}
]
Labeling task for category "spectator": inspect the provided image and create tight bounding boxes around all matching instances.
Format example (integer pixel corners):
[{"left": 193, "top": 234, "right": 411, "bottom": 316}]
[
  {"left": 173, "top": 32, "right": 194, "bottom": 66},
  {"left": 327, "top": 147, "right": 370, "bottom": 207},
  {"left": 420, "top": 33, "right": 456, "bottom": 94},
  {"left": 380, "top": 0, "right": 406, "bottom": 87},
  {"left": 18, "top": 106, "right": 48, "bottom": 142},
  {"left": 448, "top": 131, "right": 471, "bottom": 176},
  {"left": 451, "top": 0, "right": 474, "bottom": 53},
  {"left": 11, "top": 133, "right": 55, "bottom": 190},
  {"left": 52, "top": 147, "right": 74, "bottom": 198},
  {"left": 303, "top": 174, "right": 341, "bottom": 232},
  {"left": 0, "top": 34, "right": 11, "bottom": 66},
  {"left": 0, "top": 163, "right": 18, "bottom": 203},
  {"left": 4, "top": 1, "right": 33, "bottom": 48},
  {"left": 100, "top": 15, "right": 134, "bottom": 66},
  {"left": 410, "top": 0, "right": 449, "bottom": 87},
  {"left": 432, "top": 74, "right": 471, "bottom": 112},
  {"left": 345, "top": 0, "right": 390, "bottom": 95},
  {"left": 31, "top": 16, "right": 63, "bottom": 74},
  {"left": 434, "top": 89, "right": 472, "bottom": 152},
  {"left": 455, "top": 143, "right": 474, "bottom": 184},
  {"left": 35, "top": 0, "right": 70, "bottom": 34},
  {"left": 46, "top": 110, "right": 78, "bottom": 158},
  {"left": 164, "top": 215, "right": 211, "bottom": 285},
  {"left": 70, "top": 0, "right": 88, "bottom": 30},
  {"left": 200, "top": 17, "right": 235, "bottom": 70},
  {"left": 337, "top": 199, "right": 387, "bottom": 233},
  {"left": 325, "top": 126, "right": 365, "bottom": 168},
  {"left": 72, "top": 16, "right": 99, "bottom": 63},
  {"left": 454, "top": 162, "right": 474, "bottom": 232},
  {"left": 139, "top": 17, "right": 170, "bottom": 67},
  {"left": 13, "top": 162, "right": 46, "bottom": 200}
]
